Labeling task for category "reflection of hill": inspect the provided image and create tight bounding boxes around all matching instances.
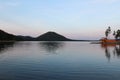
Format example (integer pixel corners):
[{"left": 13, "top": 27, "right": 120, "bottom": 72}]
[
  {"left": 0, "top": 42, "right": 15, "bottom": 53},
  {"left": 40, "top": 41, "right": 64, "bottom": 53}
]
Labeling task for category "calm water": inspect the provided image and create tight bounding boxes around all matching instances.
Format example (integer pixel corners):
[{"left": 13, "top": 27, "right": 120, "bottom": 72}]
[{"left": 0, "top": 41, "right": 120, "bottom": 80}]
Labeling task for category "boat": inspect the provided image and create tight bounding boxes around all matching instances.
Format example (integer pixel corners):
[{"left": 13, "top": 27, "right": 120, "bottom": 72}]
[
  {"left": 99, "top": 27, "right": 120, "bottom": 44},
  {"left": 100, "top": 38, "right": 120, "bottom": 44},
  {"left": 90, "top": 27, "right": 120, "bottom": 44}
]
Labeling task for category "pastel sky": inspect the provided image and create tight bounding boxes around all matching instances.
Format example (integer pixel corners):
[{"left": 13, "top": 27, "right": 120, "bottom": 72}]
[{"left": 0, "top": 0, "right": 120, "bottom": 40}]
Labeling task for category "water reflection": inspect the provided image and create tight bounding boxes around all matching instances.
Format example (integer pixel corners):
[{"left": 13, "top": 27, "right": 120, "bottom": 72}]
[
  {"left": 101, "top": 43, "right": 120, "bottom": 61},
  {"left": 113, "top": 45, "right": 120, "bottom": 57},
  {"left": 1, "top": 42, "right": 120, "bottom": 80},
  {"left": 0, "top": 42, "right": 15, "bottom": 53},
  {"left": 40, "top": 41, "right": 64, "bottom": 54}
]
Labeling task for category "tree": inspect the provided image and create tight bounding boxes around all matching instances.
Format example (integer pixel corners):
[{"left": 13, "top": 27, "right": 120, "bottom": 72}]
[
  {"left": 105, "top": 26, "right": 111, "bottom": 38},
  {"left": 115, "top": 29, "right": 120, "bottom": 39}
]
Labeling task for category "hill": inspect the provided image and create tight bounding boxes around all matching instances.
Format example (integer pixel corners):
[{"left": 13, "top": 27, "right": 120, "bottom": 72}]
[
  {"left": 0, "top": 29, "right": 16, "bottom": 41},
  {"left": 0, "top": 29, "right": 34, "bottom": 41},
  {"left": 36, "top": 31, "right": 72, "bottom": 41},
  {"left": 0, "top": 29, "right": 87, "bottom": 41}
]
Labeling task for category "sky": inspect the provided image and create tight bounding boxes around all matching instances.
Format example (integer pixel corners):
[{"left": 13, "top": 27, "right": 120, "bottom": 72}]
[{"left": 0, "top": 0, "right": 120, "bottom": 40}]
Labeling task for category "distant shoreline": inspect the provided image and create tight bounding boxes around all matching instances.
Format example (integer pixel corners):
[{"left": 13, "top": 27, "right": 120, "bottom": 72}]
[
  {"left": 0, "top": 40, "right": 99, "bottom": 42},
  {"left": 0, "top": 29, "right": 99, "bottom": 41}
]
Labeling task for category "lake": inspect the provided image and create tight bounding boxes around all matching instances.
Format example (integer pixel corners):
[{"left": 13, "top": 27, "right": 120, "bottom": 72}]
[{"left": 0, "top": 41, "right": 120, "bottom": 80}]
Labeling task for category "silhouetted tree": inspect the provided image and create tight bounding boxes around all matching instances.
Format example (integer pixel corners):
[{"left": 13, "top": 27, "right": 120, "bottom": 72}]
[
  {"left": 115, "top": 29, "right": 120, "bottom": 39},
  {"left": 113, "top": 29, "right": 120, "bottom": 40},
  {"left": 105, "top": 26, "right": 111, "bottom": 39}
]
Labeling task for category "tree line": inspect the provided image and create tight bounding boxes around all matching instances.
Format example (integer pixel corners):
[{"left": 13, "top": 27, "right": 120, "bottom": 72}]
[{"left": 105, "top": 27, "right": 120, "bottom": 40}]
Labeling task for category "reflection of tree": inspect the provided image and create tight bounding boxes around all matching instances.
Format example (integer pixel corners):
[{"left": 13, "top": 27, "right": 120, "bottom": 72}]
[
  {"left": 113, "top": 45, "right": 120, "bottom": 57},
  {"left": 105, "top": 47, "right": 111, "bottom": 62},
  {"left": 0, "top": 42, "right": 15, "bottom": 53},
  {"left": 101, "top": 43, "right": 120, "bottom": 61},
  {"left": 101, "top": 43, "right": 112, "bottom": 62},
  {"left": 40, "top": 41, "right": 64, "bottom": 54}
]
